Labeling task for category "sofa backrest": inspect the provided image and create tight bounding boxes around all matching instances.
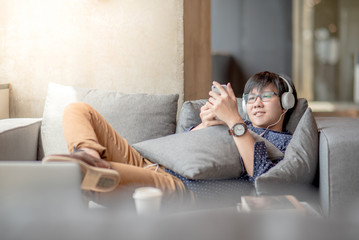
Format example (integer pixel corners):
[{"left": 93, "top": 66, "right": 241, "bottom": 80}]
[{"left": 40, "top": 82, "right": 179, "bottom": 157}]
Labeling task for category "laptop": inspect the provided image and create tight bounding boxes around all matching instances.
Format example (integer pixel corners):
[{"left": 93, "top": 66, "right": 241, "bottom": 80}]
[{"left": 0, "top": 161, "right": 84, "bottom": 216}]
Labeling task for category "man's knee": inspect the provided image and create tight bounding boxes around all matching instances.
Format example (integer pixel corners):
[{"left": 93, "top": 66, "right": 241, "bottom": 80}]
[
  {"left": 65, "top": 102, "right": 92, "bottom": 113},
  {"left": 63, "top": 102, "right": 94, "bottom": 118}
]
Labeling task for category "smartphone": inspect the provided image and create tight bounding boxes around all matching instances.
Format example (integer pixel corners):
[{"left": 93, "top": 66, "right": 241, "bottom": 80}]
[{"left": 211, "top": 84, "right": 228, "bottom": 95}]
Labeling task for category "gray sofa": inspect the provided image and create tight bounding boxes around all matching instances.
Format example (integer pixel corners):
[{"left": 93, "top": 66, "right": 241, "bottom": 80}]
[
  {"left": 1, "top": 84, "right": 359, "bottom": 217},
  {"left": 2, "top": 115, "right": 359, "bottom": 217}
]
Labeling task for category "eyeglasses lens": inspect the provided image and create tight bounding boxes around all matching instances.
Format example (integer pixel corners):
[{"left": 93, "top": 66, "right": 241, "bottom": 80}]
[{"left": 246, "top": 92, "right": 275, "bottom": 104}]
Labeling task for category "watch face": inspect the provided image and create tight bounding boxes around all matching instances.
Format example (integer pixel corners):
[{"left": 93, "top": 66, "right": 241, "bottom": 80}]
[{"left": 233, "top": 124, "right": 246, "bottom": 136}]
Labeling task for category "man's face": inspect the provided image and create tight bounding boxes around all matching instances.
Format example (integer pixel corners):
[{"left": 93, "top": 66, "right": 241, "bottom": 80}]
[{"left": 246, "top": 83, "right": 285, "bottom": 131}]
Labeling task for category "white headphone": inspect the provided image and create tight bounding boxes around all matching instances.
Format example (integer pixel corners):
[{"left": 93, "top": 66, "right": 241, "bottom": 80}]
[{"left": 242, "top": 75, "right": 295, "bottom": 116}]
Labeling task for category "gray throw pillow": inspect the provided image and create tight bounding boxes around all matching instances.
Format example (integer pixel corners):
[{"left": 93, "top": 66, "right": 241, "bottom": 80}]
[
  {"left": 41, "top": 82, "right": 179, "bottom": 156},
  {"left": 133, "top": 125, "right": 284, "bottom": 180},
  {"left": 254, "top": 108, "right": 319, "bottom": 194},
  {"left": 285, "top": 98, "right": 308, "bottom": 134}
]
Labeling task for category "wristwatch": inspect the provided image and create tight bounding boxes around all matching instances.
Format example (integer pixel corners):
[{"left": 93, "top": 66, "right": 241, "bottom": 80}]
[{"left": 228, "top": 123, "right": 247, "bottom": 137}]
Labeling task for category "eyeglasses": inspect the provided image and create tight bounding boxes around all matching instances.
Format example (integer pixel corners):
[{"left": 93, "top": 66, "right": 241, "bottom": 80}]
[{"left": 244, "top": 91, "right": 279, "bottom": 104}]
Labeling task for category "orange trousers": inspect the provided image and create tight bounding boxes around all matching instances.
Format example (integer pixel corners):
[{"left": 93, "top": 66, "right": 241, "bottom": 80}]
[{"left": 62, "top": 102, "right": 188, "bottom": 203}]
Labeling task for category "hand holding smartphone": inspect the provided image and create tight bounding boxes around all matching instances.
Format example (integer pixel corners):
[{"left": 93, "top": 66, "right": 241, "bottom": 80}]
[{"left": 211, "top": 84, "right": 228, "bottom": 95}]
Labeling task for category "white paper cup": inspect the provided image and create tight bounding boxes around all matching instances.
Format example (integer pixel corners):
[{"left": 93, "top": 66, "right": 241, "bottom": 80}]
[{"left": 133, "top": 187, "right": 163, "bottom": 215}]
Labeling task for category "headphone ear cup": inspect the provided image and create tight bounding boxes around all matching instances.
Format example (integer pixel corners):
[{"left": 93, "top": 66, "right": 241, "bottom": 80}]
[
  {"left": 281, "top": 92, "right": 295, "bottom": 110},
  {"left": 242, "top": 98, "right": 247, "bottom": 116}
]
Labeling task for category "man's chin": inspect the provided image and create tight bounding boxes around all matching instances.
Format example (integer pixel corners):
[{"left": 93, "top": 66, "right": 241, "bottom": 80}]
[
  {"left": 251, "top": 122, "right": 267, "bottom": 129},
  {"left": 252, "top": 118, "right": 275, "bottom": 128}
]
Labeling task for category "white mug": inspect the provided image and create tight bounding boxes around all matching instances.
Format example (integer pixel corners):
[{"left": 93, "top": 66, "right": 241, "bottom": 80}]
[{"left": 133, "top": 187, "right": 163, "bottom": 215}]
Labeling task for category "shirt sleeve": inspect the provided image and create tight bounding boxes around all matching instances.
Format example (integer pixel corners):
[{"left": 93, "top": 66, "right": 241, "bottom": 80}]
[
  {"left": 185, "top": 126, "right": 195, "bottom": 132},
  {"left": 251, "top": 141, "right": 276, "bottom": 179}
]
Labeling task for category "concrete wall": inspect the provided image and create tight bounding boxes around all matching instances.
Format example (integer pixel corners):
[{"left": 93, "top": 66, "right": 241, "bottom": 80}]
[
  {"left": 211, "top": 0, "right": 292, "bottom": 80},
  {"left": 0, "top": 0, "right": 184, "bottom": 117}
]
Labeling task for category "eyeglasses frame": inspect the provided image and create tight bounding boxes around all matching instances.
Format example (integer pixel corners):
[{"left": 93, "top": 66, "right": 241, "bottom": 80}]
[{"left": 243, "top": 91, "right": 279, "bottom": 104}]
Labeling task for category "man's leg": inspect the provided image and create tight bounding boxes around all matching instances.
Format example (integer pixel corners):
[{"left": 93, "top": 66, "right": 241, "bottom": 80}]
[
  {"left": 63, "top": 102, "right": 143, "bottom": 166},
  {"left": 62, "top": 102, "right": 187, "bottom": 198}
]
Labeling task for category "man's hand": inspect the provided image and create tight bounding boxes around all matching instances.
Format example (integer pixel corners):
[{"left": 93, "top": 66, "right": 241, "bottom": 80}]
[
  {"left": 191, "top": 103, "right": 225, "bottom": 131},
  {"left": 207, "top": 81, "right": 243, "bottom": 128},
  {"left": 208, "top": 81, "right": 255, "bottom": 176}
]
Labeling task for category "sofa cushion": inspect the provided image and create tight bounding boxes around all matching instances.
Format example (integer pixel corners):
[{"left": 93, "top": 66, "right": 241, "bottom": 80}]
[
  {"left": 41, "top": 82, "right": 178, "bottom": 156},
  {"left": 0, "top": 118, "right": 42, "bottom": 161},
  {"left": 285, "top": 98, "right": 308, "bottom": 134},
  {"left": 254, "top": 108, "right": 319, "bottom": 194},
  {"left": 133, "top": 125, "right": 284, "bottom": 180}
]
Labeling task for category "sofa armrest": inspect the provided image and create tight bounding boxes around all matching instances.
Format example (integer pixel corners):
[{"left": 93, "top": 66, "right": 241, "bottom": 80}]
[
  {"left": 0, "top": 118, "right": 42, "bottom": 161},
  {"left": 316, "top": 117, "right": 359, "bottom": 217}
]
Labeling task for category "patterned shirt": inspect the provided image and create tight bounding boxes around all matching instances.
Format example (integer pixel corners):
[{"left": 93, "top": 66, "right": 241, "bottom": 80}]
[{"left": 165, "top": 121, "right": 292, "bottom": 196}]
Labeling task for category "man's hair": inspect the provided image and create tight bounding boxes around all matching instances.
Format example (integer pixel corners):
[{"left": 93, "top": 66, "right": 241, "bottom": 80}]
[{"left": 243, "top": 71, "right": 298, "bottom": 131}]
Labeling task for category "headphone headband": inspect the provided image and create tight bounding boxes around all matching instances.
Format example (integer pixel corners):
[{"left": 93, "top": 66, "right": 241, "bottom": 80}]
[{"left": 279, "top": 75, "right": 293, "bottom": 94}]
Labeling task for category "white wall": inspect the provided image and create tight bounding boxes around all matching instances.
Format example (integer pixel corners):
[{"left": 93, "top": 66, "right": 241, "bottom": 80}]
[{"left": 0, "top": 0, "right": 184, "bottom": 117}]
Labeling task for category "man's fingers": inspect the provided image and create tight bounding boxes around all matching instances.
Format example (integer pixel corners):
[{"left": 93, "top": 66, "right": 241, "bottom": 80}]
[
  {"left": 208, "top": 97, "right": 215, "bottom": 105},
  {"left": 201, "top": 103, "right": 211, "bottom": 111},
  {"left": 226, "top": 83, "right": 236, "bottom": 99},
  {"left": 205, "top": 101, "right": 214, "bottom": 109},
  {"left": 212, "top": 81, "right": 228, "bottom": 96},
  {"left": 201, "top": 111, "right": 216, "bottom": 121},
  {"left": 200, "top": 105, "right": 212, "bottom": 115}
]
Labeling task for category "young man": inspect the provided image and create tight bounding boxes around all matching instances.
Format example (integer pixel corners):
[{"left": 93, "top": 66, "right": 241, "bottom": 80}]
[
  {"left": 184, "top": 71, "right": 296, "bottom": 186},
  {"left": 43, "top": 71, "right": 297, "bottom": 201}
]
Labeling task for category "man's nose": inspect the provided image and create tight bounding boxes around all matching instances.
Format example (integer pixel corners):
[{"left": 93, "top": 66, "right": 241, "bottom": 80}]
[{"left": 253, "top": 96, "right": 264, "bottom": 106}]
